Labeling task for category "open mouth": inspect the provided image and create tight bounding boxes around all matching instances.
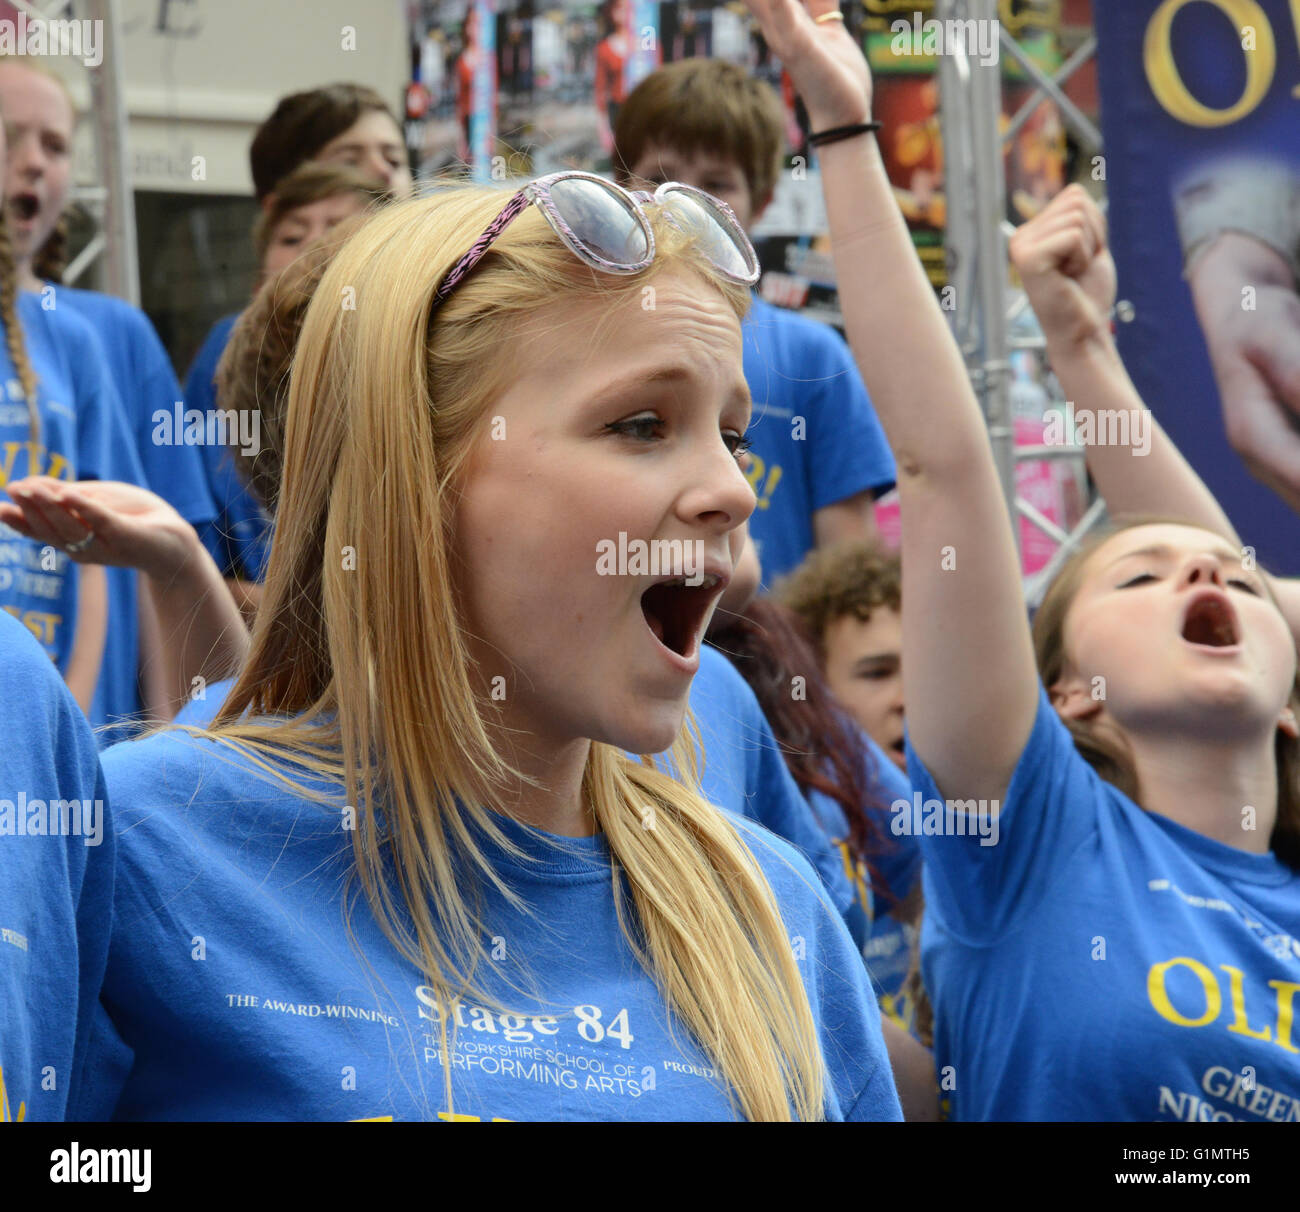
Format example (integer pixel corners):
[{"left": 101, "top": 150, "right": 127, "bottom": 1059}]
[
  {"left": 1180, "top": 592, "right": 1240, "bottom": 648},
  {"left": 641, "top": 574, "right": 723, "bottom": 659},
  {"left": 10, "top": 193, "right": 38, "bottom": 222}
]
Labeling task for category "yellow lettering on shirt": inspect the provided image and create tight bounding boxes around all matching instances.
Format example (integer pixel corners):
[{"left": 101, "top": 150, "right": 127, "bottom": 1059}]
[
  {"left": 1147, "top": 956, "right": 1300, "bottom": 1057},
  {"left": 1223, "top": 964, "right": 1271, "bottom": 1041},
  {"left": 1270, "top": 980, "right": 1300, "bottom": 1054},
  {"left": 0, "top": 1064, "right": 25, "bottom": 1122},
  {"left": 3, "top": 606, "right": 61, "bottom": 647},
  {"left": 743, "top": 453, "right": 784, "bottom": 511},
  {"left": 833, "top": 836, "right": 872, "bottom": 921},
  {"left": 0, "top": 441, "right": 72, "bottom": 485},
  {"left": 1148, "top": 956, "right": 1220, "bottom": 1027}
]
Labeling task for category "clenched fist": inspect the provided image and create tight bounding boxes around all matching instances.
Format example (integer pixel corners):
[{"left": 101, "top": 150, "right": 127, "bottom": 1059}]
[{"left": 1008, "top": 183, "right": 1116, "bottom": 354}]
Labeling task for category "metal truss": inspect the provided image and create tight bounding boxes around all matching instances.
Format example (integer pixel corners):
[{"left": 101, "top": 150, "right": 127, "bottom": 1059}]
[{"left": 936, "top": 0, "right": 1104, "bottom": 606}]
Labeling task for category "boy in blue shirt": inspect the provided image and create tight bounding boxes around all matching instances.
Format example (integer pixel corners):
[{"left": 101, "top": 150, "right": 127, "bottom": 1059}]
[
  {"left": 613, "top": 57, "right": 897, "bottom": 583},
  {"left": 774, "top": 538, "right": 921, "bottom": 1021}
]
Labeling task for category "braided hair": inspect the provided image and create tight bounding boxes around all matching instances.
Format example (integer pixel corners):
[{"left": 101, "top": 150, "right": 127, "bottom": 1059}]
[
  {"left": 0, "top": 56, "right": 51, "bottom": 442},
  {"left": 0, "top": 207, "right": 38, "bottom": 443},
  {"left": 32, "top": 212, "right": 67, "bottom": 284}
]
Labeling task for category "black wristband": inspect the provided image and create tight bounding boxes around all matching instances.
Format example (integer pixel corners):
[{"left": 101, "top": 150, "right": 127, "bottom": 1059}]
[{"left": 807, "top": 121, "right": 881, "bottom": 148}]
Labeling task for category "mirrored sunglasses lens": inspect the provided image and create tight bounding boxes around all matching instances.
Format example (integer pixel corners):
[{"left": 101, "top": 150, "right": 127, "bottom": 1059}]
[
  {"left": 659, "top": 189, "right": 755, "bottom": 279},
  {"left": 548, "top": 177, "right": 650, "bottom": 265}
]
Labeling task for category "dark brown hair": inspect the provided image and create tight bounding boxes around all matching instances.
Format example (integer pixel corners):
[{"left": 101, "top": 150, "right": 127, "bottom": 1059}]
[
  {"left": 250, "top": 83, "right": 399, "bottom": 201},
  {"left": 611, "top": 58, "right": 785, "bottom": 210},
  {"left": 1033, "top": 516, "right": 1300, "bottom": 869}
]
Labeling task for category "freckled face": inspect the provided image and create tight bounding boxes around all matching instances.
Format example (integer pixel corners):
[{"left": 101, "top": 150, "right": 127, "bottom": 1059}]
[
  {"left": 453, "top": 271, "right": 755, "bottom": 756},
  {"left": 822, "top": 607, "right": 906, "bottom": 770},
  {"left": 1060, "top": 524, "right": 1296, "bottom": 741}
]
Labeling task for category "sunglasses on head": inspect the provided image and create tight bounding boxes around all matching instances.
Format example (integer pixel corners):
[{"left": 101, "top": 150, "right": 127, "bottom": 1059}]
[{"left": 430, "top": 169, "right": 761, "bottom": 315}]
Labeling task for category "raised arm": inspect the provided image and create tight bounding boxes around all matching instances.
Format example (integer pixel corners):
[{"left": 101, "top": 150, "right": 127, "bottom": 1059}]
[
  {"left": 1009, "top": 185, "right": 1300, "bottom": 650},
  {"left": 1010, "top": 186, "right": 1238, "bottom": 533},
  {"left": 743, "top": 0, "right": 1038, "bottom": 802}
]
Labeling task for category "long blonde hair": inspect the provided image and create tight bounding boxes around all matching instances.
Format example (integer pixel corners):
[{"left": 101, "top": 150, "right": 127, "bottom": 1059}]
[{"left": 207, "top": 188, "right": 828, "bottom": 1120}]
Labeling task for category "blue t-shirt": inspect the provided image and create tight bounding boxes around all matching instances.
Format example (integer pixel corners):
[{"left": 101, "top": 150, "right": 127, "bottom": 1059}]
[
  {"left": 48, "top": 286, "right": 218, "bottom": 743},
  {"left": 170, "top": 677, "right": 232, "bottom": 726},
  {"left": 684, "top": 644, "right": 859, "bottom": 940},
  {"left": 74, "top": 725, "right": 901, "bottom": 1121},
  {"left": 909, "top": 685, "right": 1300, "bottom": 1122},
  {"left": 806, "top": 730, "right": 922, "bottom": 1023},
  {"left": 740, "top": 296, "right": 895, "bottom": 584},
  {"left": 176, "top": 653, "right": 864, "bottom": 947},
  {"left": 183, "top": 312, "right": 273, "bottom": 583},
  {"left": 0, "top": 608, "right": 114, "bottom": 1121},
  {"left": 0, "top": 294, "right": 140, "bottom": 672}
]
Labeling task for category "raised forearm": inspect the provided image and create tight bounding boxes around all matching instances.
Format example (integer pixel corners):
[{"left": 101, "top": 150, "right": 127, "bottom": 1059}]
[
  {"left": 1050, "top": 333, "right": 1240, "bottom": 544},
  {"left": 814, "top": 131, "right": 1037, "bottom": 799},
  {"left": 817, "top": 135, "right": 996, "bottom": 484},
  {"left": 145, "top": 526, "right": 250, "bottom": 715}
]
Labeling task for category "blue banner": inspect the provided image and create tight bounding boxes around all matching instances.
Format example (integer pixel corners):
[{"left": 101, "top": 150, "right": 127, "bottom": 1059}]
[{"left": 1094, "top": 0, "right": 1300, "bottom": 573}]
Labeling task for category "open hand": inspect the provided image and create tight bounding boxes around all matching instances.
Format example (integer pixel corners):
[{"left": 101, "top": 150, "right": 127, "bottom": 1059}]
[
  {"left": 741, "top": 0, "right": 872, "bottom": 131},
  {"left": 0, "top": 477, "right": 196, "bottom": 581},
  {"left": 1188, "top": 233, "right": 1300, "bottom": 515}
]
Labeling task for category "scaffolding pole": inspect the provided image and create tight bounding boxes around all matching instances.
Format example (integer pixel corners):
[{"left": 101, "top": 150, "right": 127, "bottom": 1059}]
[
  {"left": 83, "top": 0, "right": 137, "bottom": 303},
  {"left": 937, "top": 0, "right": 1017, "bottom": 559},
  {"left": 936, "top": 0, "right": 1106, "bottom": 604}
]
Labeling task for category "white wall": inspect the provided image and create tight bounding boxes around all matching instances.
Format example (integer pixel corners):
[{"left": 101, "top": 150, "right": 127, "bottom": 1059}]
[{"left": 61, "top": 0, "right": 409, "bottom": 194}]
